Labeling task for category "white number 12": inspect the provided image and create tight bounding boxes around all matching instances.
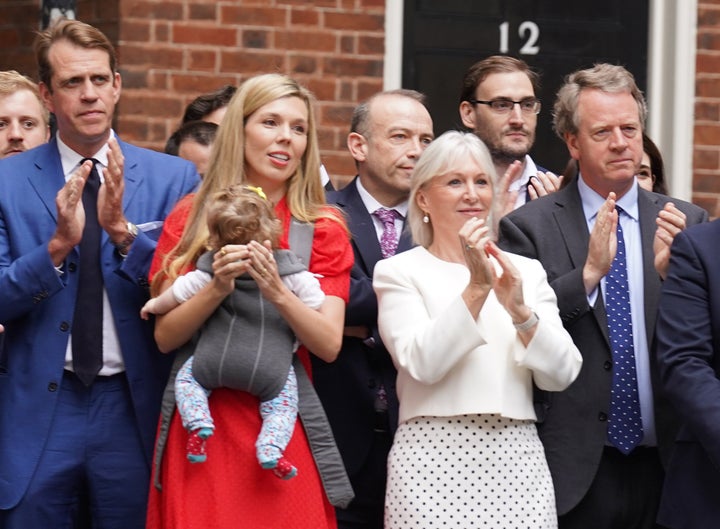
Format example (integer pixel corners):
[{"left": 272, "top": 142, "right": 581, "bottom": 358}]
[{"left": 499, "top": 21, "right": 540, "bottom": 55}]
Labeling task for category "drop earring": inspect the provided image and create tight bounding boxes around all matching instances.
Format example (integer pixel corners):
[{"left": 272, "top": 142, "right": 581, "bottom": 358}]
[{"left": 423, "top": 212, "right": 430, "bottom": 224}]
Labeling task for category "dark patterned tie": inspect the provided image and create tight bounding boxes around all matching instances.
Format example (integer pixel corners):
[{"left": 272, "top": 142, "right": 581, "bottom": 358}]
[
  {"left": 371, "top": 208, "right": 401, "bottom": 423},
  {"left": 373, "top": 208, "right": 400, "bottom": 259},
  {"left": 605, "top": 208, "right": 643, "bottom": 454},
  {"left": 71, "top": 159, "right": 104, "bottom": 386}
]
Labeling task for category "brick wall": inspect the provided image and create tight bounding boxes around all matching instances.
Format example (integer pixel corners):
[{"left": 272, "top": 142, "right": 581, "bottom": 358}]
[
  {"left": 0, "top": 1, "right": 384, "bottom": 187},
  {"left": 1, "top": 0, "right": 46, "bottom": 78},
  {"left": 694, "top": 2, "right": 720, "bottom": 216},
  {"left": 6, "top": 2, "right": 719, "bottom": 202},
  {"left": 0, "top": 0, "right": 118, "bottom": 79},
  {"left": 117, "top": 0, "right": 386, "bottom": 188}
]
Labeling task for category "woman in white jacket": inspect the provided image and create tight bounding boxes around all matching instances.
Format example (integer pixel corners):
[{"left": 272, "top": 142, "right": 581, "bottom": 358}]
[{"left": 373, "top": 131, "right": 582, "bottom": 529}]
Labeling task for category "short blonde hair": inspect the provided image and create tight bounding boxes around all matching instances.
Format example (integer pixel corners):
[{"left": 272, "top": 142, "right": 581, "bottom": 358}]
[
  {"left": 0, "top": 70, "right": 49, "bottom": 126},
  {"left": 408, "top": 130, "right": 497, "bottom": 248}
]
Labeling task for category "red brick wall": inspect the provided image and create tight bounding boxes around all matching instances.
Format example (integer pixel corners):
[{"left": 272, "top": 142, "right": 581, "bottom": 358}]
[
  {"left": 7, "top": 3, "right": 717, "bottom": 202},
  {"left": 1, "top": 0, "right": 45, "bottom": 79},
  {"left": 116, "top": 0, "right": 386, "bottom": 187},
  {"left": 0, "top": 1, "right": 118, "bottom": 79},
  {"left": 695, "top": 2, "right": 720, "bottom": 216}
]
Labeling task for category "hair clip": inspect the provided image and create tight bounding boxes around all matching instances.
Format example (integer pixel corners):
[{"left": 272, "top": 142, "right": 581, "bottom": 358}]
[{"left": 245, "top": 185, "right": 267, "bottom": 200}]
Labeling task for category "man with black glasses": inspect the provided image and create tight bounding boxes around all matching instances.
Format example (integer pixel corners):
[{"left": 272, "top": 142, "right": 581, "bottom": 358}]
[{"left": 459, "top": 56, "right": 562, "bottom": 218}]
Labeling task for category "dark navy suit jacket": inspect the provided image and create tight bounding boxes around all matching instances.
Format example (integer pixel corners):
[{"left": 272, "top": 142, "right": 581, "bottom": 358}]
[
  {"left": 0, "top": 138, "right": 199, "bottom": 509},
  {"left": 655, "top": 219, "right": 720, "bottom": 529},
  {"left": 311, "top": 177, "right": 411, "bottom": 477}
]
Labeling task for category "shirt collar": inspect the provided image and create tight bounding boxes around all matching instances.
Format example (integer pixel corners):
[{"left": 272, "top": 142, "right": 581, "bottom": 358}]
[
  {"left": 577, "top": 173, "right": 639, "bottom": 222},
  {"left": 507, "top": 154, "right": 538, "bottom": 191},
  {"left": 355, "top": 177, "right": 409, "bottom": 218},
  {"left": 57, "top": 130, "right": 115, "bottom": 180}
]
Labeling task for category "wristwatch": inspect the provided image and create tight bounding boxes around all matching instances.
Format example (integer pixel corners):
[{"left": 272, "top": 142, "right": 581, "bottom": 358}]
[{"left": 115, "top": 221, "right": 138, "bottom": 253}]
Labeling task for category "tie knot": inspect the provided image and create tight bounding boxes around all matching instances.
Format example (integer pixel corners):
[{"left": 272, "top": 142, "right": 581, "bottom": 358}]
[
  {"left": 80, "top": 158, "right": 101, "bottom": 187},
  {"left": 80, "top": 157, "right": 100, "bottom": 168},
  {"left": 374, "top": 207, "right": 399, "bottom": 226}
]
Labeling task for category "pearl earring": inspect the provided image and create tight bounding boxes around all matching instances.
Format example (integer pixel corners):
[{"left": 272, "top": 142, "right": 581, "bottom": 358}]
[{"left": 423, "top": 213, "right": 430, "bottom": 224}]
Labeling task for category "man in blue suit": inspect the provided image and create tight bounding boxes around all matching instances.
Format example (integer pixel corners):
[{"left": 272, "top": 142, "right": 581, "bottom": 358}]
[
  {"left": 0, "top": 19, "right": 199, "bottom": 528},
  {"left": 655, "top": 219, "right": 720, "bottom": 528},
  {"left": 311, "top": 89, "right": 434, "bottom": 528}
]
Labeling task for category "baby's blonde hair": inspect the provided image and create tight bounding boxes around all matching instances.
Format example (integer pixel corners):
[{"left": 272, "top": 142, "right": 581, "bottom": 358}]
[{"left": 206, "top": 185, "right": 281, "bottom": 250}]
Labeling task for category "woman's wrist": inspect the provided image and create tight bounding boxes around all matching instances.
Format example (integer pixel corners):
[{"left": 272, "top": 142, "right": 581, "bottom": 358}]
[{"left": 513, "top": 310, "right": 539, "bottom": 332}]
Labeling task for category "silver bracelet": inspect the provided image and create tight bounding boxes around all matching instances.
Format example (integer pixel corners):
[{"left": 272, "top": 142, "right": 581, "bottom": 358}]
[{"left": 513, "top": 311, "right": 539, "bottom": 332}]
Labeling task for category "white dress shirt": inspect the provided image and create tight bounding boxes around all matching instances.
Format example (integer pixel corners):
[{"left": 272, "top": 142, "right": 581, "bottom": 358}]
[
  {"left": 58, "top": 132, "right": 126, "bottom": 376},
  {"left": 355, "top": 178, "right": 408, "bottom": 243}
]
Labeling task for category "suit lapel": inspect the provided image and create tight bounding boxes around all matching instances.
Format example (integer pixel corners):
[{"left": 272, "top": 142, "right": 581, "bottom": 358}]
[
  {"left": 333, "top": 179, "right": 384, "bottom": 275},
  {"left": 638, "top": 189, "right": 663, "bottom": 344},
  {"left": 26, "top": 140, "right": 66, "bottom": 223},
  {"left": 552, "top": 180, "right": 591, "bottom": 270},
  {"left": 118, "top": 139, "right": 143, "bottom": 214},
  {"left": 397, "top": 224, "right": 413, "bottom": 254},
  {"left": 554, "top": 179, "right": 610, "bottom": 342}
]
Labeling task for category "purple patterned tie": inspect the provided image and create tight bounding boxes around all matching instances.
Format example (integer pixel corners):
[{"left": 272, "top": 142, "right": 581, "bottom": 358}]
[
  {"left": 373, "top": 208, "right": 400, "bottom": 259},
  {"left": 372, "top": 207, "right": 399, "bottom": 422},
  {"left": 605, "top": 208, "right": 643, "bottom": 454}
]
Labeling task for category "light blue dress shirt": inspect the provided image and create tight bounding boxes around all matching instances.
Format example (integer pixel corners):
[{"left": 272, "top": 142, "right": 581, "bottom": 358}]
[{"left": 577, "top": 175, "right": 656, "bottom": 446}]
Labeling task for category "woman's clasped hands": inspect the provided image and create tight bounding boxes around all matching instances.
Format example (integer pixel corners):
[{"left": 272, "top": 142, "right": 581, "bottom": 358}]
[
  {"left": 459, "top": 217, "right": 530, "bottom": 325},
  {"left": 212, "top": 240, "right": 283, "bottom": 300}
]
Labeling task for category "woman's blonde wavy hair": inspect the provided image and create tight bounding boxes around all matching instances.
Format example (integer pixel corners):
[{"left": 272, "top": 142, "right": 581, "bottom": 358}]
[{"left": 155, "top": 73, "right": 336, "bottom": 290}]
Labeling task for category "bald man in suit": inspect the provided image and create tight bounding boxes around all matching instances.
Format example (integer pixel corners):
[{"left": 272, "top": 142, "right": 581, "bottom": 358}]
[{"left": 312, "top": 89, "right": 434, "bottom": 529}]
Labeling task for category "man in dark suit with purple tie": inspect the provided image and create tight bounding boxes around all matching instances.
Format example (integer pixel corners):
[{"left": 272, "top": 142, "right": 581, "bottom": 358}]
[{"left": 311, "top": 89, "right": 434, "bottom": 529}]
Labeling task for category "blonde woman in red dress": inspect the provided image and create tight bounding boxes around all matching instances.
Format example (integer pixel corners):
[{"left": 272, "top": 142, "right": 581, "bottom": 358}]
[{"left": 146, "top": 73, "right": 353, "bottom": 529}]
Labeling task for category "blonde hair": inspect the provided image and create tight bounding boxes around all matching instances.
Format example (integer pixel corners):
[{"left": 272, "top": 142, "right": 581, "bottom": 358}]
[
  {"left": 206, "top": 185, "right": 282, "bottom": 249},
  {"left": 408, "top": 130, "right": 498, "bottom": 247},
  {"left": 157, "top": 73, "right": 333, "bottom": 286},
  {"left": 0, "top": 70, "right": 49, "bottom": 126}
]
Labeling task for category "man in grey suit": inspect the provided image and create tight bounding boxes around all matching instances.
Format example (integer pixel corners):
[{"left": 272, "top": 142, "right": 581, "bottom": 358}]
[
  {"left": 498, "top": 64, "right": 707, "bottom": 529},
  {"left": 312, "top": 89, "right": 433, "bottom": 528}
]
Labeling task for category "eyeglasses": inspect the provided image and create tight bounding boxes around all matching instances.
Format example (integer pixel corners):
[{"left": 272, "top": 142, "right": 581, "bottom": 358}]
[{"left": 467, "top": 98, "right": 541, "bottom": 115}]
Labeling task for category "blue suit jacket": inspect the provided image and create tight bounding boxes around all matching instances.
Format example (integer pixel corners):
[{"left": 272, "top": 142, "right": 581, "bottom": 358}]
[
  {"left": 0, "top": 138, "right": 199, "bottom": 509},
  {"left": 311, "top": 177, "right": 411, "bottom": 477},
  {"left": 655, "top": 220, "right": 720, "bottom": 528}
]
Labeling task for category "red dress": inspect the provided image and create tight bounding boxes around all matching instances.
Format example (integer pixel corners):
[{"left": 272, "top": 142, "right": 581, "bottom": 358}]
[{"left": 146, "top": 195, "right": 353, "bottom": 529}]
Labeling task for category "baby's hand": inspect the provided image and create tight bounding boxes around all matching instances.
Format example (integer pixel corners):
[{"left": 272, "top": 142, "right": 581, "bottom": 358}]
[{"left": 140, "top": 299, "right": 155, "bottom": 320}]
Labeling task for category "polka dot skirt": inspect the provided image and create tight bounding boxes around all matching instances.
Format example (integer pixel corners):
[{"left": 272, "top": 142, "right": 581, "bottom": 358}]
[{"left": 384, "top": 414, "right": 557, "bottom": 529}]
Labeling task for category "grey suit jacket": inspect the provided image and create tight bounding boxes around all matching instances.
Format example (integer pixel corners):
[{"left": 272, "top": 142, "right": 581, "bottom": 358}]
[{"left": 497, "top": 176, "right": 708, "bottom": 515}]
